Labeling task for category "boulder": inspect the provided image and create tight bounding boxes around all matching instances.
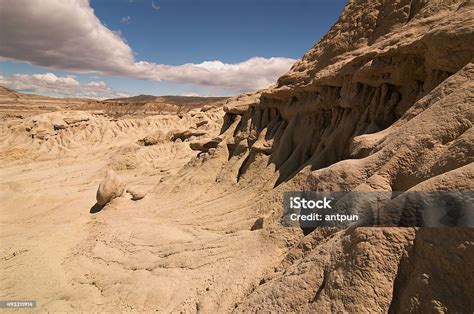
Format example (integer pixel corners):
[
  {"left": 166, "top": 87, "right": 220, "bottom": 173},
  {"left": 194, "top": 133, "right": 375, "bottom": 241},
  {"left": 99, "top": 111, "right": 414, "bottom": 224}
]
[
  {"left": 169, "top": 129, "right": 207, "bottom": 142},
  {"left": 96, "top": 170, "right": 126, "bottom": 205},
  {"left": 189, "top": 137, "right": 221, "bottom": 152}
]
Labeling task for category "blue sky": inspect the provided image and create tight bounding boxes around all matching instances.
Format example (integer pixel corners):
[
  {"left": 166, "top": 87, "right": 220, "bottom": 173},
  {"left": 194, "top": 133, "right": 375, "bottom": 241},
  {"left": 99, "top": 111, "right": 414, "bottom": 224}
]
[{"left": 0, "top": 0, "right": 345, "bottom": 98}]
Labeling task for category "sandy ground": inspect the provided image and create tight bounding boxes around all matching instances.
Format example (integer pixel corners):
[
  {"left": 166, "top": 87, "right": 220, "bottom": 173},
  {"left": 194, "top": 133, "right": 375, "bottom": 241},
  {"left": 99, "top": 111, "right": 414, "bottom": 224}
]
[{"left": 0, "top": 107, "right": 291, "bottom": 312}]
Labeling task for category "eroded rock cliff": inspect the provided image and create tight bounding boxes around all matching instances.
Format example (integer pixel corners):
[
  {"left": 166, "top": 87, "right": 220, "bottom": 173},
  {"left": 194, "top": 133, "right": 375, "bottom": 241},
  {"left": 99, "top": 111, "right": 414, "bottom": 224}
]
[{"left": 209, "top": 0, "right": 474, "bottom": 311}]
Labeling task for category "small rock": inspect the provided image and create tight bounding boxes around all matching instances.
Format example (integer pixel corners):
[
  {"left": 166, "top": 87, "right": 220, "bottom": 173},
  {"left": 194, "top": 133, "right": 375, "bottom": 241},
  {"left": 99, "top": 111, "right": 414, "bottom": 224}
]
[
  {"left": 126, "top": 187, "right": 146, "bottom": 201},
  {"left": 53, "top": 122, "right": 67, "bottom": 130},
  {"left": 199, "top": 152, "right": 210, "bottom": 160}
]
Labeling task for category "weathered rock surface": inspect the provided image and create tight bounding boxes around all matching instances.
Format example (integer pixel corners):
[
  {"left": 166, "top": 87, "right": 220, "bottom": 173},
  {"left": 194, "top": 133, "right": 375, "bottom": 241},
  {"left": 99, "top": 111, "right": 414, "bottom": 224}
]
[{"left": 136, "top": 130, "right": 169, "bottom": 146}]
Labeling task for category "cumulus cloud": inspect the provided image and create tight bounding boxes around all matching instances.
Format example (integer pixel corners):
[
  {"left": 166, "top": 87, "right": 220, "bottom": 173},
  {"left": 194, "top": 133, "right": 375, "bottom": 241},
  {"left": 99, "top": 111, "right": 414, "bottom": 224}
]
[
  {"left": 0, "top": 73, "right": 128, "bottom": 99},
  {"left": 132, "top": 57, "right": 296, "bottom": 91},
  {"left": 0, "top": 0, "right": 296, "bottom": 93}
]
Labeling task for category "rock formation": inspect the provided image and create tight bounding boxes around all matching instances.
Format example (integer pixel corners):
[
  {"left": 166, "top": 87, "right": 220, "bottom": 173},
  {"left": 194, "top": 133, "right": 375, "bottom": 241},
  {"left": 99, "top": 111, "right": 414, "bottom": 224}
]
[
  {"left": 222, "top": 0, "right": 473, "bottom": 189},
  {"left": 211, "top": 0, "right": 474, "bottom": 311}
]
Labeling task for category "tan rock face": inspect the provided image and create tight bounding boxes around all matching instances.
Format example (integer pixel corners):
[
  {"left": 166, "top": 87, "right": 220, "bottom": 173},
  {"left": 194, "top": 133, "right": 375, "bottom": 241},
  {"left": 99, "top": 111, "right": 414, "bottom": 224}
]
[
  {"left": 96, "top": 170, "right": 126, "bottom": 205},
  {"left": 389, "top": 228, "right": 474, "bottom": 312},
  {"left": 221, "top": 0, "right": 473, "bottom": 190}
]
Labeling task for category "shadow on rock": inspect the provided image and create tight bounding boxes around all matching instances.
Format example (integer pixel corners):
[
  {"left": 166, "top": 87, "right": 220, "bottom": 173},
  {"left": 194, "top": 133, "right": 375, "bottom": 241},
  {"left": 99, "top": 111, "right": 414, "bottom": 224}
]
[{"left": 89, "top": 203, "right": 105, "bottom": 214}]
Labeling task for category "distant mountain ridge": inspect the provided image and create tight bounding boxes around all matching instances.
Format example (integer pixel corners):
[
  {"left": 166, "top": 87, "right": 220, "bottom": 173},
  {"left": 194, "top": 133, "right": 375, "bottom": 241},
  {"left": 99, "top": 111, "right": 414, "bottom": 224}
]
[
  {"left": 0, "top": 85, "right": 229, "bottom": 119},
  {"left": 0, "top": 86, "right": 230, "bottom": 105},
  {"left": 105, "top": 94, "right": 229, "bottom": 105}
]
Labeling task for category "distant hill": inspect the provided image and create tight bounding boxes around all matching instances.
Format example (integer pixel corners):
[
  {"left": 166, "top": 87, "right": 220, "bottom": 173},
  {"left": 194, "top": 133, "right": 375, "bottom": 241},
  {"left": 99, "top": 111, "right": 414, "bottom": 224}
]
[
  {"left": 104, "top": 94, "right": 157, "bottom": 103},
  {"left": 0, "top": 86, "right": 229, "bottom": 118},
  {"left": 0, "top": 86, "right": 229, "bottom": 105},
  {"left": 0, "top": 86, "right": 16, "bottom": 94},
  {"left": 105, "top": 94, "right": 229, "bottom": 106},
  {"left": 0, "top": 86, "right": 95, "bottom": 102}
]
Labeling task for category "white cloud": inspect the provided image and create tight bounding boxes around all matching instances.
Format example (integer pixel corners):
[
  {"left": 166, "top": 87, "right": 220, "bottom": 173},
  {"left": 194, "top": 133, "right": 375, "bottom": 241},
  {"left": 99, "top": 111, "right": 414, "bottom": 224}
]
[
  {"left": 0, "top": 0, "right": 296, "bottom": 93},
  {"left": 120, "top": 16, "right": 131, "bottom": 24},
  {"left": 152, "top": 1, "right": 160, "bottom": 10},
  {"left": 0, "top": 73, "right": 128, "bottom": 99},
  {"left": 132, "top": 57, "right": 295, "bottom": 91}
]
